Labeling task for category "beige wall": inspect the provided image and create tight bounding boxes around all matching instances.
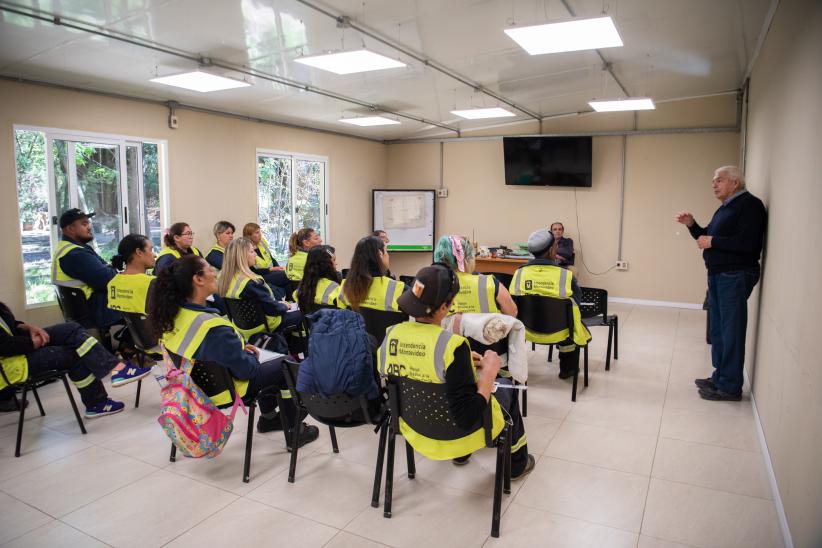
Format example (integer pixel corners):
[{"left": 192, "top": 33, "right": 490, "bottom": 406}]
[
  {"left": 0, "top": 80, "right": 387, "bottom": 324},
  {"left": 744, "top": 0, "right": 822, "bottom": 546},
  {"left": 386, "top": 95, "right": 740, "bottom": 304}
]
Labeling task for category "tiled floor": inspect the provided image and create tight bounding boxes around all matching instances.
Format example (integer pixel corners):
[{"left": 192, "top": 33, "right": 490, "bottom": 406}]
[{"left": 0, "top": 304, "right": 784, "bottom": 547}]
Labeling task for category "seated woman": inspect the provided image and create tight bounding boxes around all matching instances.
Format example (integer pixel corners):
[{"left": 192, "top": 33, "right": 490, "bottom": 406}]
[
  {"left": 340, "top": 236, "right": 405, "bottom": 311},
  {"left": 285, "top": 228, "right": 323, "bottom": 283},
  {"left": 206, "top": 221, "right": 235, "bottom": 271},
  {"left": 148, "top": 255, "right": 319, "bottom": 441},
  {"left": 377, "top": 264, "right": 534, "bottom": 476},
  {"left": 295, "top": 245, "right": 343, "bottom": 314},
  {"left": 108, "top": 234, "right": 156, "bottom": 315},
  {"left": 153, "top": 222, "right": 203, "bottom": 275},
  {"left": 218, "top": 238, "right": 302, "bottom": 342},
  {"left": 433, "top": 235, "right": 517, "bottom": 317},
  {"left": 243, "top": 223, "right": 289, "bottom": 300}
]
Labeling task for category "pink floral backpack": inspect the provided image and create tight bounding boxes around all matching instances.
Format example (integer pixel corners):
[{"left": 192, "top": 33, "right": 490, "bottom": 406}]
[{"left": 157, "top": 344, "right": 245, "bottom": 459}]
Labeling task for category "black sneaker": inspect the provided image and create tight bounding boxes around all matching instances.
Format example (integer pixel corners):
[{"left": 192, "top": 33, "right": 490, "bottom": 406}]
[
  {"left": 286, "top": 423, "right": 320, "bottom": 452},
  {"left": 698, "top": 386, "right": 742, "bottom": 401},
  {"left": 512, "top": 454, "right": 536, "bottom": 480},
  {"left": 558, "top": 369, "right": 578, "bottom": 380},
  {"left": 694, "top": 377, "right": 715, "bottom": 390},
  {"left": 452, "top": 454, "right": 472, "bottom": 466},
  {"left": 256, "top": 414, "right": 284, "bottom": 433}
]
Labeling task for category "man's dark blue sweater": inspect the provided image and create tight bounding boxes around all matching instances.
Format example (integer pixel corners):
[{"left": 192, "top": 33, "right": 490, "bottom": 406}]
[{"left": 688, "top": 191, "right": 766, "bottom": 274}]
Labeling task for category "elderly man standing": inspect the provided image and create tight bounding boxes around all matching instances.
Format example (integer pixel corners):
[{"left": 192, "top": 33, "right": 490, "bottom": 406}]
[{"left": 676, "top": 166, "right": 766, "bottom": 401}]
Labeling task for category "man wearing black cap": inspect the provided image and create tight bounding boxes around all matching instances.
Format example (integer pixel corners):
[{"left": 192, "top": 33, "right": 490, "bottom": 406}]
[
  {"left": 378, "top": 264, "right": 535, "bottom": 478},
  {"left": 510, "top": 228, "right": 591, "bottom": 379}
]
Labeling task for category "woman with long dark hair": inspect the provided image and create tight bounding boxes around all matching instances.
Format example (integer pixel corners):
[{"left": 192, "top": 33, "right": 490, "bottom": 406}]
[
  {"left": 153, "top": 222, "right": 203, "bottom": 275},
  {"left": 148, "top": 255, "right": 319, "bottom": 441},
  {"left": 296, "top": 245, "right": 342, "bottom": 313},
  {"left": 340, "top": 236, "right": 404, "bottom": 311},
  {"left": 285, "top": 228, "right": 322, "bottom": 282},
  {"left": 108, "top": 234, "right": 156, "bottom": 315}
]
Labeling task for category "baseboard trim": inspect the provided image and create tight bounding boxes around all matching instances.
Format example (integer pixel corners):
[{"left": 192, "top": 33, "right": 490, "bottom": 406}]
[{"left": 608, "top": 297, "right": 702, "bottom": 310}]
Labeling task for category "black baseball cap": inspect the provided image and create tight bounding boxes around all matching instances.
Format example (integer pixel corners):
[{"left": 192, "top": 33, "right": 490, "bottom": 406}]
[
  {"left": 59, "top": 208, "right": 95, "bottom": 229},
  {"left": 398, "top": 264, "right": 460, "bottom": 317}
]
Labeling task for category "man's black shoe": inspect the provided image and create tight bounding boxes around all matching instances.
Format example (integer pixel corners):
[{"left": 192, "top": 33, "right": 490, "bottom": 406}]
[
  {"left": 256, "top": 413, "right": 284, "bottom": 433},
  {"left": 558, "top": 369, "right": 578, "bottom": 380},
  {"left": 694, "top": 377, "right": 715, "bottom": 390},
  {"left": 286, "top": 423, "right": 320, "bottom": 451},
  {"left": 452, "top": 454, "right": 472, "bottom": 466},
  {"left": 698, "top": 386, "right": 742, "bottom": 401},
  {"left": 512, "top": 454, "right": 536, "bottom": 480}
]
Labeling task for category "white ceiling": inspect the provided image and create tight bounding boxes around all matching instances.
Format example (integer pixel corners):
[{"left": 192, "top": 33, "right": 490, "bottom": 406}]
[{"left": 0, "top": 0, "right": 772, "bottom": 141}]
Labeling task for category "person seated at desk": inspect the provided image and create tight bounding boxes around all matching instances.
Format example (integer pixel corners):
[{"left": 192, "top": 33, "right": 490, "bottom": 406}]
[
  {"left": 217, "top": 238, "right": 302, "bottom": 341},
  {"left": 0, "top": 301, "right": 146, "bottom": 417},
  {"left": 149, "top": 255, "right": 318, "bottom": 442},
  {"left": 434, "top": 235, "right": 517, "bottom": 317},
  {"left": 295, "top": 246, "right": 344, "bottom": 313},
  {"left": 52, "top": 208, "right": 122, "bottom": 328},
  {"left": 206, "top": 221, "right": 235, "bottom": 271},
  {"left": 108, "top": 234, "right": 156, "bottom": 315},
  {"left": 153, "top": 222, "right": 203, "bottom": 275},
  {"left": 340, "top": 236, "right": 405, "bottom": 311},
  {"left": 372, "top": 230, "right": 389, "bottom": 244},
  {"left": 510, "top": 228, "right": 591, "bottom": 379},
  {"left": 243, "top": 223, "right": 289, "bottom": 300},
  {"left": 377, "top": 264, "right": 535, "bottom": 476},
  {"left": 285, "top": 228, "right": 323, "bottom": 283},
  {"left": 550, "top": 222, "right": 575, "bottom": 268}
]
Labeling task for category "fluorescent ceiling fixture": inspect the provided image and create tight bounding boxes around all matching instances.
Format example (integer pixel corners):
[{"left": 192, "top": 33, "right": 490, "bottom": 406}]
[
  {"left": 589, "top": 98, "right": 656, "bottom": 112},
  {"left": 150, "top": 70, "right": 250, "bottom": 92},
  {"left": 450, "top": 107, "right": 516, "bottom": 120},
  {"left": 504, "top": 16, "right": 623, "bottom": 55},
  {"left": 295, "top": 49, "right": 406, "bottom": 75},
  {"left": 339, "top": 116, "right": 401, "bottom": 127}
]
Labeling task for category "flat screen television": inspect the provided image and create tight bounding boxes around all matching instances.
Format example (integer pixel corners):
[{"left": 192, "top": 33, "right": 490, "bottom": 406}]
[{"left": 503, "top": 136, "right": 592, "bottom": 187}]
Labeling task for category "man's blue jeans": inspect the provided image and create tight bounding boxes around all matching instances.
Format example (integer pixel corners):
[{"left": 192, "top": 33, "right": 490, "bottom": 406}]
[{"left": 707, "top": 267, "right": 760, "bottom": 395}]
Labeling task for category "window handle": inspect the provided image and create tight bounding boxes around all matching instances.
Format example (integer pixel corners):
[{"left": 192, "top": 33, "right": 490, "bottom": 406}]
[{"left": 124, "top": 206, "right": 128, "bottom": 224}]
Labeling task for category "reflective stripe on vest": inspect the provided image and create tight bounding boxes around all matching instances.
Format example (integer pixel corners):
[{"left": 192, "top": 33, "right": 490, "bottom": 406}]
[
  {"left": 0, "top": 316, "right": 29, "bottom": 388},
  {"left": 107, "top": 273, "right": 154, "bottom": 314},
  {"left": 340, "top": 276, "right": 404, "bottom": 312},
  {"left": 255, "top": 237, "right": 274, "bottom": 270},
  {"left": 225, "top": 275, "right": 282, "bottom": 336},
  {"left": 318, "top": 279, "right": 341, "bottom": 305},
  {"left": 285, "top": 250, "right": 308, "bottom": 281},
  {"left": 156, "top": 246, "right": 203, "bottom": 263},
  {"left": 52, "top": 240, "right": 93, "bottom": 297},
  {"left": 452, "top": 272, "right": 499, "bottom": 314}
]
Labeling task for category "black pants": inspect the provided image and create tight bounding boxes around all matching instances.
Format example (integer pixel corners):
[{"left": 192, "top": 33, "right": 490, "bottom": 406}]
[
  {"left": 493, "top": 378, "right": 529, "bottom": 475},
  {"left": 261, "top": 270, "right": 291, "bottom": 301},
  {"left": 558, "top": 345, "right": 580, "bottom": 375},
  {"left": 246, "top": 357, "right": 299, "bottom": 428}
]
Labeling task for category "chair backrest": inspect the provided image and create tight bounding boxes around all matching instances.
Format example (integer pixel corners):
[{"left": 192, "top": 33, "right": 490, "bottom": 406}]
[
  {"left": 356, "top": 307, "right": 409, "bottom": 346},
  {"left": 166, "top": 350, "right": 236, "bottom": 404},
  {"left": 302, "top": 302, "right": 337, "bottom": 316},
  {"left": 476, "top": 271, "right": 513, "bottom": 290},
  {"left": 54, "top": 285, "right": 91, "bottom": 323},
  {"left": 281, "top": 359, "right": 373, "bottom": 426},
  {"left": 467, "top": 336, "right": 509, "bottom": 356},
  {"left": 341, "top": 268, "right": 349, "bottom": 279},
  {"left": 398, "top": 275, "right": 415, "bottom": 286},
  {"left": 223, "top": 297, "right": 267, "bottom": 331},
  {"left": 385, "top": 375, "right": 492, "bottom": 447},
  {"left": 512, "top": 295, "right": 574, "bottom": 335},
  {"left": 122, "top": 312, "right": 158, "bottom": 350},
  {"left": 578, "top": 287, "right": 608, "bottom": 319}
]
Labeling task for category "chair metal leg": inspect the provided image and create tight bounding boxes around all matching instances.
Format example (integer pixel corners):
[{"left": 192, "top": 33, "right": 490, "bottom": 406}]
[
  {"left": 329, "top": 425, "right": 339, "bottom": 453},
  {"left": 371, "top": 422, "right": 388, "bottom": 508},
  {"left": 614, "top": 317, "right": 619, "bottom": 359},
  {"left": 243, "top": 402, "right": 255, "bottom": 483},
  {"left": 503, "top": 425, "right": 512, "bottom": 495},
  {"left": 531, "top": 342, "right": 535, "bottom": 351},
  {"left": 583, "top": 345, "right": 589, "bottom": 387},
  {"left": 15, "top": 384, "right": 29, "bottom": 457},
  {"left": 31, "top": 386, "right": 45, "bottom": 416},
  {"left": 134, "top": 379, "right": 142, "bottom": 408},
  {"left": 605, "top": 323, "right": 613, "bottom": 371},
  {"left": 170, "top": 443, "right": 177, "bottom": 462},
  {"left": 61, "top": 374, "right": 86, "bottom": 435},
  {"left": 383, "top": 427, "right": 397, "bottom": 518},
  {"left": 571, "top": 370, "right": 578, "bottom": 402},
  {"left": 491, "top": 429, "right": 505, "bottom": 538},
  {"left": 547, "top": 344, "right": 553, "bottom": 362},
  {"left": 521, "top": 381, "right": 527, "bottom": 417},
  {"left": 404, "top": 440, "right": 415, "bottom": 479}
]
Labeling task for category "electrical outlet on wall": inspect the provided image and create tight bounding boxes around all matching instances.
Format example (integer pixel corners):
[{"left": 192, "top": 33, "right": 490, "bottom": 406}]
[
  {"left": 616, "top": 260, "right": 629, "bottom": 271},
  {"left": 437, "top": 188, "right": 448, "bottom": 198}
]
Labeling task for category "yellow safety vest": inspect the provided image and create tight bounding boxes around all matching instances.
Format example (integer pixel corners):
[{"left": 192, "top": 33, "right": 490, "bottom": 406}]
[
  {"left": 293, "top": 278, "right": 343, "bottom": 308},
  {"left": 509, "top": 264, "right": 591, "bottom": 346},
  {"left": 162, "top": 307, "right": 249, "bottom": 406},
  {"left": 254, "top": 237, "right": 275, "bottom": 270},
  {"left": 107, "top": 273, "right": 154, "bottom": 314},
  {"left": 224, "top": 275, "right": 283, "bottom": 338},
  {"left": 207, "top": 244, "right": 224, "bottom": 269},
  {"left": 156, "top": 246, "right": 203, "bottom": 263},
  {"left": 52, "top": 240, "right": 93, "bottom": 298},
  {"left": 0, "top": 316, "right": 28, "bottom": 389},
  {"left": 451, "top": 272, "right": 500, "bottom": 314},
  {"left": 378, "top": 322, "right": 504, "bottom": 460},
  {"left": 339, "top": 276, "right": 404, "bottom": 312},
  {"left": 285, "top": 250, "right": 308, "bottom": 281}
]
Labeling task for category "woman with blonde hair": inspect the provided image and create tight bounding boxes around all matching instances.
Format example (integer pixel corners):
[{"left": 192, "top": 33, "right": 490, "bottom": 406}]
[
  {"left": 285, "top": 228, "right": 322, "bottom": 282},
  {"left": 242, "top": 223, "right": 289, "bottom": 300},
  {"left": 218, "top": 238, "right": 301, "bottom": 341}
]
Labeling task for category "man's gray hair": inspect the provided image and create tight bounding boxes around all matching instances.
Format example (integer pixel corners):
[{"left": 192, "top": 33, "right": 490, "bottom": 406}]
[{"left": 716, "top": 165, "right": 745, "bottom": 188}]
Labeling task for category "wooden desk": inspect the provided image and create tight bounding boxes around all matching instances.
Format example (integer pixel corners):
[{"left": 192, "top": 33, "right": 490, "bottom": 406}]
[{"left": 475, "top": 257, "right": 528, "bottom": 276}]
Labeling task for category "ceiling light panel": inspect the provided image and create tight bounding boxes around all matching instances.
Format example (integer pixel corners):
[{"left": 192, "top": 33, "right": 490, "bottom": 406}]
[
  {"left": 150, "top": 70, "right": 250, "bottom": 92},
  {"left": 504, "top": 16, "right": 623, "bottom": 55},
  {"left": 295, "top": 50, "right": 406, "bottom": 75},
  {"left": 450, "top": 107, "right": 516, "bottom": 120},
  {"left": 588, "top": 98, "right": 656, "bottom": 112},
  {"left": 339, "top": 116, "right": 401, "bottom": 126}
]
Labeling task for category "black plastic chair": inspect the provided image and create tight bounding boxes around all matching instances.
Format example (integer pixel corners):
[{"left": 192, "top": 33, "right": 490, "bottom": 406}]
[
  {"left": 513, "top": 295, "right": 588, "bottom": 402},
  {"left": 166, "top": 350, "right": 277, "bottom": 483},
  {"left": 120, "top": 312, "right": 161, "bottom": 408},
  {"left": 280, "top": 360, "right": 388, "bottom": 502},
  {"left": 224, "top": 297, "right": 305, "bottom": 355},
  {"left": 476, "top": 271, "right": 514, "bottom": 291},
  {"left": 398, "top": 275, "right": 415, "bottom": 286},
  {"left": 383, "top": 375, "right": 512, "bottom": 538},
  {"left": 356, "top": 308, "right": 408, "bottom": 346},
  {"left": 1, "top": 364, "right": 86, "bottom": 458},
  {"left": 578, "top": 287, "right": 618, "bottom": 370},
  {"left": 467, "top": 336, "right": 526, "bottom": 416}
]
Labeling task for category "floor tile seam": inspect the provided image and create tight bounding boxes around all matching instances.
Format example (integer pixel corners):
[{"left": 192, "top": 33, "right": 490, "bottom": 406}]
[
  {"left": 645, "top": 475, "right": 774, "bottom": 502},
  {"left": 656, "top": 433, "right": 761, "bottom": 454},
  {"left": 562, "top": 416, "right": 661, "bottom": 437},
  {"left": 0, "top": 442, "right": 99, "bottom": 485},
  {"left": 0, "top": 489, "right": 61, "bottom": 546},
  {"left": 158, "top": 493, "right": 240, "bottom": 547},
  {"left": 538, "top": 454, "right": 652, "bottom": 480},
  {"left": 324, "top": 529, "right": 389, "bottom": 548},
  {"left": 54, "top": 518, "right": 116, "bottom": 547},
  {"left": 658, "top": 402, "right": 758, "bottom": 421},
  {"left": 504, "top": 497, "right": 644, "bottom": 535},
  {"left": 639, "top": 532, "right": 701, "bottom": 548}
]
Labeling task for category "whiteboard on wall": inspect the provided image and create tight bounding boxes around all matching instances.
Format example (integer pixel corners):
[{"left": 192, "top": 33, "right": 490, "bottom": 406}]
[{"left": 372, "top": 189, "right": 436, "bottom": 252}]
